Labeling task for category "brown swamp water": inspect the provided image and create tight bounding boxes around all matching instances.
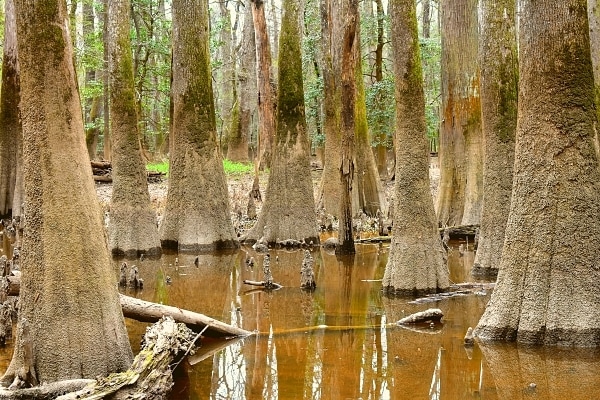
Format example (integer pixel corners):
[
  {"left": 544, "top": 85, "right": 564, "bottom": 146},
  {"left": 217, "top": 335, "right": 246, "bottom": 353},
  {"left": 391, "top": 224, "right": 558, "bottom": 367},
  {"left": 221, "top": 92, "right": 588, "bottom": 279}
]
[{"left": 1, "top": 241, "right": 600, "bottom": 399}]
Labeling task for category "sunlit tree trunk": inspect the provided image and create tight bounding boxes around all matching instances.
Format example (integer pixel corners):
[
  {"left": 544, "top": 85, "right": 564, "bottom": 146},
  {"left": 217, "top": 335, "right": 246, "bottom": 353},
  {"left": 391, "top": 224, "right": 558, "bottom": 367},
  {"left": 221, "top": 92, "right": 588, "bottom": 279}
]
[
  {"left": 471, "top": 0, "right": 517, "bottom": 277},
  {"left": 475, "top": 0, "right": 600, "bottom": 346},
  {"left": 436, "top": 0, "right": 482, "bottom": 227},
  {"left": 588, "top": 0, "right": 600, "bottom": 156},
  {"left": 107, "top": 0, "right": 161, "bottom": 257},
  {"left": 160, "top": 0, "right": 238, "bottom": 252},
  {"left": 3, "top": 0, "right": 132, "bottom": 384},
  {"left": 251, "top": 0, "right": 275, "bottom": 170},
  {"left": 382, "top": 0, "right": 448, "bottom": 295},
  {"left": 0, "top": 0, "right": 22, "bottom": 218},
  {"left": 243, "top": 0, "right": 319, "bottom": 246}
]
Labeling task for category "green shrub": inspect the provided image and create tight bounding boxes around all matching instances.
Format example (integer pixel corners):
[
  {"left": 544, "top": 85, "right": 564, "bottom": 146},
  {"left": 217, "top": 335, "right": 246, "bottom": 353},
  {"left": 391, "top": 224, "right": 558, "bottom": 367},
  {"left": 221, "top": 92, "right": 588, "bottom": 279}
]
[{"left": 146, "top": 159, "right": 255, "bottom": 177}]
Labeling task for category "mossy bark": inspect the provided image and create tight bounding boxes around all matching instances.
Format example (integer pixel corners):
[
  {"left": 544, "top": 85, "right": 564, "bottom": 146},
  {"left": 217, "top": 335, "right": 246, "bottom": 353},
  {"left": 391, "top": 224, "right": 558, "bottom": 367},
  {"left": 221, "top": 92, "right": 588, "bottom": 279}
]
[
  {"left": 436, "top": 0, "right": 483, "bottom": 227},
  {"left": 471, "top": 0, "right": 517, "bottom": 277},
  {"left": 352, "top": 39, "right": 387, "bottom": 217},
  {"left": 107, "top": 0, "right": 161, "bottom": 257},
  {"left": 160, "top": 0, "right": 238, "bottom": 252},
  {"left": 475, "top": 0, "right": 600, "bottom": 346},
  {"left": 588, "top": 0, "right": 600, "bottom": 156},
  {"left": 0, "top": 0, "right": 22, "bottom": 218},
  {"left": 382, "top": 0, "right": 448, "bottom": 295},
  {"left": 3, "top": 0, "right": 133, "bottom": 384},
  {"left": 243, "top": 0, "right": 319, "bottom": 246}
]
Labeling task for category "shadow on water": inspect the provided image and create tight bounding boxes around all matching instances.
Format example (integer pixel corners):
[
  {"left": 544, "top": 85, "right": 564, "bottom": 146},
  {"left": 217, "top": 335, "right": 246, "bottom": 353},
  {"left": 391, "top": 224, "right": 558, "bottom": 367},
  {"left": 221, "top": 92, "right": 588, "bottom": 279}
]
[{"left": 0, "top": 241, "right": 599, "bottom": 398}]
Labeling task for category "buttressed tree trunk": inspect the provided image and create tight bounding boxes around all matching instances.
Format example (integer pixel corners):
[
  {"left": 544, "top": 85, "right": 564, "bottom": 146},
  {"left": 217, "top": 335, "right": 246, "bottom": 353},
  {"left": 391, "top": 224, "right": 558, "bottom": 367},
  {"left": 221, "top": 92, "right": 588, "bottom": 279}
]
[
  {"left": 436, "top": 0, "right": 483, "bottom": 227},
  {"left": 243, "top": 0, "right": 319, "bottom": 246},
  {"left": 160, "top": 0, "right": 238, "bottom": 252},
  {"left": 475, "top": 0, "right": 600, "bottom": 346},
  {"left": 382, "top": 0, "right": 448, "bottom": 295},
  {"left": 3, "top": 0, "right": 133, "bottom": 385},
  {"left": 0, "top": 0, "right": 22, "bottom": 218},
  {"left": 471, "top": 0, "right": 517, "bottom": 277},
  {"left": 107, "top": 0, "right": 161, "bottom": 257},
  {"left": 251, "top": 0, "right": 275, "bottom": 170}
]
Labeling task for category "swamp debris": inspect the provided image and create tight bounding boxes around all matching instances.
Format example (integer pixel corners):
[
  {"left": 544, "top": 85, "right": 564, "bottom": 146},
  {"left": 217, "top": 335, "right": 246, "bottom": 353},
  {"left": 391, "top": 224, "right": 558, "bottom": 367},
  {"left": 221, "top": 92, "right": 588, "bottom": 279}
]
[
  {"left": 91, "top": 160, "right": 165, "bottom": 184},
  {"left": 300, "top": 250, "right": 316, "bottom": 290},
  {"left": 397, "top": 308, "right": 444, "bottom": 325},
  {"left": 4, "top": 276, "right": 250, "bottom": 338},
  {"left": 55, "top": 316, "right": 197, "bottom": 400},
  {"left": 464, "top": 327, "right": 475, "bottom": 346},
  {"left": 409, "top": 282, "right": 494, "bottom": 304},
  {"left": 243, "top": 253, "right": 282, "bottom": 290}
]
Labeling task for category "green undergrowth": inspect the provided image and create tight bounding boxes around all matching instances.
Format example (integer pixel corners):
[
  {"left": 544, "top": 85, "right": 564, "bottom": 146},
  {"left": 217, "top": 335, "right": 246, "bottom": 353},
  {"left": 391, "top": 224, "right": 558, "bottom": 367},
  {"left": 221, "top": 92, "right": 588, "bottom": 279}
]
[{"left": 146, "top": 159, "right": 255, "bottom": 177}]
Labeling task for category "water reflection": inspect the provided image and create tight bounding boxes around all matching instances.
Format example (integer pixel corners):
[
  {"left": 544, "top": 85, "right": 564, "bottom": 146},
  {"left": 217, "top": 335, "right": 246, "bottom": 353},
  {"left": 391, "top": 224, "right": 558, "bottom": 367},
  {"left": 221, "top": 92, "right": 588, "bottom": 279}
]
[{"left": 0, "top": 243, "right": 599, "bottom": 398}]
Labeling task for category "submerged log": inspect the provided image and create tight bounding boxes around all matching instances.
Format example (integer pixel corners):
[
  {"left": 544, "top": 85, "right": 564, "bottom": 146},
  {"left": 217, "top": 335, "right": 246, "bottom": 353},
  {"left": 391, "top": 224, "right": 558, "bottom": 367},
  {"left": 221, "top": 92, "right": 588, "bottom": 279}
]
[
  {"left": 4, "top": 276, "right": 250, "bottom": 338},
  {"left": 397, "top": 308, "right": 444, "bottom": 325},
  {"left": 243, "top": 280, "right": 283, "bottom": 290}
]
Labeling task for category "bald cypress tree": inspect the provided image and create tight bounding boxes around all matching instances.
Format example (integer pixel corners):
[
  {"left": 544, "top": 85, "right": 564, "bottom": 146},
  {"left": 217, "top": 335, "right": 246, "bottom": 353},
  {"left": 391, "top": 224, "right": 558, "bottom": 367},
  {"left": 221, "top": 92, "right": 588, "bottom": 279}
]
[
  {"left": 160, "top": 0, "right": 238, "bottom": 252},
  {"left": 243, "top": 0, "right": 318, "bottom": 246}
]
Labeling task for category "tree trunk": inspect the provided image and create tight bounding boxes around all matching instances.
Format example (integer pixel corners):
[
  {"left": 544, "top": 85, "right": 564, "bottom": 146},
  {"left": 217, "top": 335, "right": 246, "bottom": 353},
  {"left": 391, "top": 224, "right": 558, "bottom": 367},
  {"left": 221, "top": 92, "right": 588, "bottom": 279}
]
[
  {"left": 107, "top": 0, "right": 161, "bottom": 257},
  {"left": 316, "top": 0, "right": 343, "bottom": 218},
  {"left": 474, "top": 0, "right": 600, "bottom": 346},
  {"left": 422, "top": 0, "right": 431, "bottom": 38},
  {"left": 588, "top": 0, "right": 600, "bottom": 156},
  {"left": 352, "top": 33, "right": 387, "bottom": 218},
  {"left": 373, "top": 0, "right": 387, "bottom": 178},
  {"left": 102, "top": 0, "right": 111, "bottom": 161},
  {"left": 471, "top": 0, "right": 517, "bottom": 277},
  {"left": 251, "top": 0, "right": 276, "bottom": 170},
  {"left": 243, "top": 0, "right": 319, "bottom": 246},
  {"left": 436, "top": 0, "right": 482, "bottom": 227},
  {"left": 227, "top": 3, "right": 255, "bottom": 162},
  {"left": 382, "top": 0, "right": 448, "bottom": 295},
  {"left": 337, "top": 0, "right": 358, "bottom": 254},
  {"left": 217, "top": 0, "right": 235, "bottom": 155},
  {"left": 0, "top": 0, "right": 21, "bottom": 218},
  {"left": 4, "top": 0, "right": 133, "bottom": 385},
  {"left": 160, "top": 0, "right": 239, "bottom": 252},
  {"left": 83, "top": 0, "right": 100, "bottom": 160}
]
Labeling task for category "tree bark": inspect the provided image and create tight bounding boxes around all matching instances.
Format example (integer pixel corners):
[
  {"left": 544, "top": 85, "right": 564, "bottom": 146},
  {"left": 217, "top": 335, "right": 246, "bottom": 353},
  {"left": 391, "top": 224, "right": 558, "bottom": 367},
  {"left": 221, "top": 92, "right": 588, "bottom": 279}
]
[
  {"left": 588, "top": 0, "right": 600, "bottom": 156},
  {"left": 82, "top": 0, "right": 100, "bottom": 160},
  {"left": 0, "top": 0, "right": 21, "bottom": 218},
  {"left": 382, "top": 0, "right": 448, "bottom": 296},
  {"left": 436, "top": 0, "right": 483, "bottom": 227},
  {"left": 471, "top": 0, "right": 517, "bottom": 277},
  {"left": 160, "top": 0, "right": 239, "bottom": 252},
  {"left": 474, "top": 0, "right": 600, "bottom": 346},
  {"left": 251, "top": 0, "right": 276, "bottom": 170},
  {"left": 227, "top": 3, "right": 255, "bottom": 162},
  {"left": 243, "top": 0, "right": 319, "bottom": 246},
  {"left": 217, "top": 0, "right": 235, "bottom": 155},
  {"left": 316, "top": 0, "right": 343, "bottom": 218},
  {"left": 337, "top": 0, "right": 358, "bottom": 254},
  {"left": 5, "top": 0, "right": 133, "bottom": 385},
  {"left": 422, "top": 0, "right": 431, "bottom": 38},
  {"left": 107, "top": 0, "right": 161, "bottom": 257}
]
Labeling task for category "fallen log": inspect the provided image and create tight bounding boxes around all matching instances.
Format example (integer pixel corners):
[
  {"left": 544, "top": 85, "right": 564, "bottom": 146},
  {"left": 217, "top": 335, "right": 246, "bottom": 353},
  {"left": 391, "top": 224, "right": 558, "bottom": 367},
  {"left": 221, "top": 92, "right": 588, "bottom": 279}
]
[
  {"left": 4, "top": 276, "right": 250, "bottom": 338},
  {"left": 397, "top": 308, "right": 444, "bottom": 325},
  {"left": 439, "top": 224, "right": 479, "bottom": 239},
  {"left": 119, "top": 295, "right": 250, "bottom": 338},
  {"left": 243, "top": 280, "right": 282, "bottom": 290}
]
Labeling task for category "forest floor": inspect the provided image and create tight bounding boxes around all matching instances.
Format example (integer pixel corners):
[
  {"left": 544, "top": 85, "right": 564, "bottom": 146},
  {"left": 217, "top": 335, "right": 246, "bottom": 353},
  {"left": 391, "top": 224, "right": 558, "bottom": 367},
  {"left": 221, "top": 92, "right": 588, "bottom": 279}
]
[{"left": 95, "top": 157, "right": 440, "bottom": 236}]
